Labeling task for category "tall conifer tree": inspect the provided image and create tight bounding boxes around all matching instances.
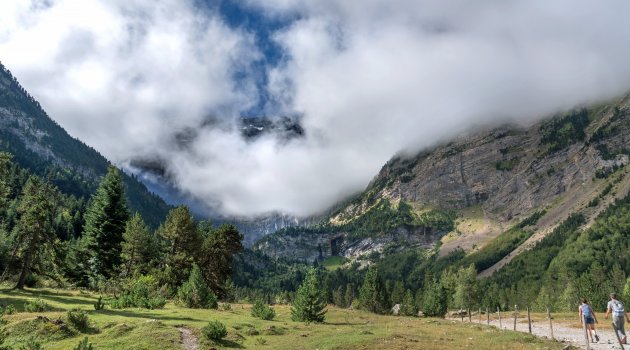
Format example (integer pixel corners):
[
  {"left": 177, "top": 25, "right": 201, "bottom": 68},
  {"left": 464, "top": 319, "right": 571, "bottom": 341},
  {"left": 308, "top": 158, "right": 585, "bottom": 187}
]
[
  {"left": 158, "top": 205, "right": 201, "bottom": 286},
  {"left": 358, "top": 266, "right": 389, "bottom": 314},
  {"left": 291, "top": 267, "right": 327, "bottom": 323},
  {"left": 121, "top": 212, "right": 154, "bottom": 276},
  {"left": 197, "top": 223, "right": 243, "bottom": 295},
  {"left": 83, "top": 166, "right": 130, "bottom": 278},
  {"left": 13, "top": 176, "right": 59, "bottom": 289}
]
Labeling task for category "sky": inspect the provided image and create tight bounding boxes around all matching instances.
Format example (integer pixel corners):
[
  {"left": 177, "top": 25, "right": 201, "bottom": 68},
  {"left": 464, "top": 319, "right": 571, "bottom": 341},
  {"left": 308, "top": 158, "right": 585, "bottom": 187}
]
[{"left": 1, "top": 0, "right": 630, "bottom": 217}]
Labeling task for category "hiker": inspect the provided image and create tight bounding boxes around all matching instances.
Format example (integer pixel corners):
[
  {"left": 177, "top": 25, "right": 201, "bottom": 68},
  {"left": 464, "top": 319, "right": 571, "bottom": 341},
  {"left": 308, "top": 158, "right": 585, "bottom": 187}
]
[
  {"left": 579, "top": 298, "right": 599, "bottom": 342},
  {"left": 605, "top": 293, "right": 630, "bottom": 344}
]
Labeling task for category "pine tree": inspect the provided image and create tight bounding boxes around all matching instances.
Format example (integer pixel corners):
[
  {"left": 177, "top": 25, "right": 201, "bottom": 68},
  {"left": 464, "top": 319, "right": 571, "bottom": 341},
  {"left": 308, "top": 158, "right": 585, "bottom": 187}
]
[
  {"left": 12, "top": 176, "right": 60, "bottom": 289},
  {"left": 157, "top": 205, "right": 201, "bottom": 287},
  {"left": 453, "top": 264, "right": 479, "bottom": 309},
  {"left": 121, "top": 213, "right": 154, "bottom": 276},
  {"left": 0, "top": 152, "right": 11, "bottom": 211},
  {"left": 83, "top": 166, "right": 130, "bottom": 278},
  {"left": 177, "top": 264, "right": 218, "bottom": 309},
  {"left": 422, "top": 278, "right": 447, "bottom": 317},
  {"left": 357, "top": 266, "right": 389, "bottom": 314},
  {"left": 332, "top": 285, "right": 345, "bottom": 307},
  {"left": 291, "top": 267, "right": 327, "bottom": 323},
  {"left": 344, "top": 283, "right": 354, "bottom": 307},
  {"left": 400, "top": 289, "right": 418, "bottom": 316},
  {"left": 197, "top": 223, "right": 243, "bottom": 296},
  {"left": 391, "top": 280, "right": 406, "bottom": 305}
]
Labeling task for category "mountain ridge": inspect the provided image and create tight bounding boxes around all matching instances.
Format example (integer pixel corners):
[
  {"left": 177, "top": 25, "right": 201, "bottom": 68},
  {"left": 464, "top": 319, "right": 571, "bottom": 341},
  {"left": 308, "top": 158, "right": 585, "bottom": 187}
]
[
  {"left": 0, "top": 61, "right": 172, "bottom": 228},
  {"left": 254, "top": 94, "right": 630, "bottom": 272}
]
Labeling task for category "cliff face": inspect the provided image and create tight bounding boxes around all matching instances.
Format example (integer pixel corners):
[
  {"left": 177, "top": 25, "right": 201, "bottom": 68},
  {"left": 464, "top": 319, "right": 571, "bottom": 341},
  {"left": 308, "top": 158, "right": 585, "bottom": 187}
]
[{"left": 256, "top": 95, "right": 630, "bottom": 263}]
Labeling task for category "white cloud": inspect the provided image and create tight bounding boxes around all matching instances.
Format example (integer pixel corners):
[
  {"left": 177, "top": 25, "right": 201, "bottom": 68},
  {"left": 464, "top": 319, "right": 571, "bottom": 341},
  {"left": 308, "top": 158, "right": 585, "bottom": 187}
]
[
  {"left": 2, "top": 0, "right": 630, "bottom": 217},
  {"left": 0, "top": 0, "right": 259, "bottom": 159}
]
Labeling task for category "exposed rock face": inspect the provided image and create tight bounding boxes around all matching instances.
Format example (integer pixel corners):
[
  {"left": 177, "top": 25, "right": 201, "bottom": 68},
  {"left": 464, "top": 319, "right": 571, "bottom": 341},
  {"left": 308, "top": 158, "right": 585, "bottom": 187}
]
[
  {"left": 256, "top": 95, "right": 630, "bottom": 262},
  {"left": 256, "top": 225, "right": 441, "bottom": 262},
  {"left": 354, "top": 97, "right": 630, "bottom": 225}
]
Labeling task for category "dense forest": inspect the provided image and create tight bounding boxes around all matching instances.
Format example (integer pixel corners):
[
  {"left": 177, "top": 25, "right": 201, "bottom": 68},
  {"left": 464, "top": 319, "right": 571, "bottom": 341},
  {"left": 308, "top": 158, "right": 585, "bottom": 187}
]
[{"left": 0, "top": 152, "right": 244, "bottom": 310}]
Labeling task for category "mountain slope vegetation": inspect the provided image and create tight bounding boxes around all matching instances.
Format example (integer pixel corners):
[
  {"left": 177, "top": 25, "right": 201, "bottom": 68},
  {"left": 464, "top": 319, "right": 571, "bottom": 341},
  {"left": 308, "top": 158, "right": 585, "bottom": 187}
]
[{"left": 0, "top": 62, "right": 171, "bottom": 228}]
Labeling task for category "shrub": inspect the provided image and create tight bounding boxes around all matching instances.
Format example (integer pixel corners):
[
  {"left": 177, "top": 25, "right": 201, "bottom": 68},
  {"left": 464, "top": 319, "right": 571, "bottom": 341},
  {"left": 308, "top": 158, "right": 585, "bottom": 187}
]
[
  {"left": 251, "top": 300, "right": 275, "bottom": 320},
  {"left": 93, "top": 296, "right": 105, "bottom": 311},
  {"left": 73, "top": 337, "right": 93, "bottom": 350},
  {"left": 202, "top": 320, "right": 227, "bottom": 341},
  {"left": 4, "top": 305, "right": 16, "bottom": 315},
  {"left": 18, "top": 337, "right": 42, "bottom": 350},
  {"left": 177, "top": 264, "right": 217, "bottom": 309},
  {"left": 110, "top": 275, "right": 166, "bottom": 309},
  {"left": 220, "top": 303, "right": 232, "bottom": 311},
  {"left": 24, "top": 299, "right": 50, "bottom": 312},
  {"left": 0, "top": 327, "right": 7, "bottom": 349},
  {"left": 67, "top": 309, "right": 90, "bottom": 333}
]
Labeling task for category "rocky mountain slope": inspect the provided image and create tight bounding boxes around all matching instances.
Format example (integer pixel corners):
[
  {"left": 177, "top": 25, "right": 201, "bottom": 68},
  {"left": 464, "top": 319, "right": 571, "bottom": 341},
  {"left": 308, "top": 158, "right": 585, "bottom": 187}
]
[
  {"left": 0, "top": 62, "right": 172, "bottom": 228},
  {"left": 255, "top": 95, "right": 630, "bottom": 268}
]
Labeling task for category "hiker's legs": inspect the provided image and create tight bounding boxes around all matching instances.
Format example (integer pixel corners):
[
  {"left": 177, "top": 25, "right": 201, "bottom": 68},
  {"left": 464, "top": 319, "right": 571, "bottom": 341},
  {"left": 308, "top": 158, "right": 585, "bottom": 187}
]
[{"left": 613, "top": 316, "right": 626, "bottom": 342}]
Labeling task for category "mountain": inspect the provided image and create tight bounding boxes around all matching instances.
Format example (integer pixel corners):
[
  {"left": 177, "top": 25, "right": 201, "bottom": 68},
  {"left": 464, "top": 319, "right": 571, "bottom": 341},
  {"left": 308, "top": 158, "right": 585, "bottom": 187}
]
[
  {"left": 0, "top": 62, "right": 172, "bottom": 228},
  {"left": 254, "top": 95, "right": 630, "bottom": 270},
  {"left": 126, "top": 115, "right": 307, "bottom": 244}
]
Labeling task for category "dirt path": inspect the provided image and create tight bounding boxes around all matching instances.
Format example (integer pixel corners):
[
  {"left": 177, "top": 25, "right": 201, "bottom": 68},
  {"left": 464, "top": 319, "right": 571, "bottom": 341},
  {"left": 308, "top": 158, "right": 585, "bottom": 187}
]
[
  {"left": 452, "top": 315, "right": 626, "bottom": 350},
  {"left": 177, "top": 327, "right": 199, "bottom": 350}
]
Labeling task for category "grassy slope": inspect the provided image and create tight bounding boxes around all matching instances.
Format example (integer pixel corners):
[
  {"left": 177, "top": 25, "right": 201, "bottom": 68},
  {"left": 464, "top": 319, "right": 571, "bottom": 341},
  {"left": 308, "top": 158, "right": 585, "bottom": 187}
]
[{"left": 0, "top": 288, "right": 566, "bottom": 350}]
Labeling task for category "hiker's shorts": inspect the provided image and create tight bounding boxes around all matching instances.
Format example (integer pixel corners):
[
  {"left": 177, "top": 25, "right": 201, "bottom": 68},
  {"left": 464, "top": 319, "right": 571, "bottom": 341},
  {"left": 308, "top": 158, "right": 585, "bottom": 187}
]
[{"left": 584, "top": 316, "right": 595, "bottom": 325}]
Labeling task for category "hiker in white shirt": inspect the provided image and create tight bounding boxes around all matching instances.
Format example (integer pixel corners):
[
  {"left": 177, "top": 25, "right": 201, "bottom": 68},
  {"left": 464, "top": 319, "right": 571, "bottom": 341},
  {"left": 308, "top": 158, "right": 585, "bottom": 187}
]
[{"left": 605, "top": 293, "right": 630, "bottom": 344}]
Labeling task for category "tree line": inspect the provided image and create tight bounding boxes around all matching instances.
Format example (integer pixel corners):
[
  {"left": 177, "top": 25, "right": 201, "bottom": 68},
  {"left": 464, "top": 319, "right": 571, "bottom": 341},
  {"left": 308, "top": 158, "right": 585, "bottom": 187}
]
[{"left": 0, "top": 152, "right": 243, "bottom": 308}]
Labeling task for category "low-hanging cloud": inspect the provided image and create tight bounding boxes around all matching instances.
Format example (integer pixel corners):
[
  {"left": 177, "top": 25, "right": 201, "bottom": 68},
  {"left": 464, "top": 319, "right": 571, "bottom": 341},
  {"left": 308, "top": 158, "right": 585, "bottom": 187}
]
[{"left": 2, "top": 0, "right": 630, "bottom": 217}]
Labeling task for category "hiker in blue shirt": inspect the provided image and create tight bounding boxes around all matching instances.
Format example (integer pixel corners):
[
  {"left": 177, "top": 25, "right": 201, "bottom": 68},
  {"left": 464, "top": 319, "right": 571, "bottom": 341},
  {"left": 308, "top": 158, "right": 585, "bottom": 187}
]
[
  {"left": 606, "top": 293, "right": 630, "bottom": 344},
  {"left": 579, "top": 298, "right": 599, "bottom": 342}
]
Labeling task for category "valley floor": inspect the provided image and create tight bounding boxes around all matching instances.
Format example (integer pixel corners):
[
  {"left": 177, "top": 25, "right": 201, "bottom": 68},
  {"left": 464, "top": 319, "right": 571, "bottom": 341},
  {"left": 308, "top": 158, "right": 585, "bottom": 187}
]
[{"left": 0, "top": 288, "right": 571, "bottom": 350}]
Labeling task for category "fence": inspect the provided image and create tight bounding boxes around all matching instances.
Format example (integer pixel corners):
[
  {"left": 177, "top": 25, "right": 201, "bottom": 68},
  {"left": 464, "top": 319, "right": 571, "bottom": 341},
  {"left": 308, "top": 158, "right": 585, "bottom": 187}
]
[{"left": 446, "top": 305, "right": 626, "bottom": 349}]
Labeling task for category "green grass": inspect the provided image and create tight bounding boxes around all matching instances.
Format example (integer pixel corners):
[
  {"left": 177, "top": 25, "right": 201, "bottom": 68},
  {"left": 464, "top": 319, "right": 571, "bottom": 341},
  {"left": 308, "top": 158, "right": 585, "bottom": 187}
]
[
  {"left": 0, "top": 288, "right": 566, "bottom": 350},
  {"left": 321, "top": 256, "right": 346, "bottom": 271}
]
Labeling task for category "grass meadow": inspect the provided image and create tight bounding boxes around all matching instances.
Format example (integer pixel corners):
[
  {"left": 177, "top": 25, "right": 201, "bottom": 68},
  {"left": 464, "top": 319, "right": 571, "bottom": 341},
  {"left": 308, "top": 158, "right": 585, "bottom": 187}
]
[{"left": 0, "top": 288, "right": 568, "bottom": 350}]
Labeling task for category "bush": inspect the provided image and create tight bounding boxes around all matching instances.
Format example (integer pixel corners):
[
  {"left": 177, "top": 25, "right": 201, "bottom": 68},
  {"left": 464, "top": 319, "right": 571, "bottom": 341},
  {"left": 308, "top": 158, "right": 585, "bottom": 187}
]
[
  {"left": 110, "top": 275, "right": 166, "bottom": 310},
  {"left": 177, "top": 264, "right": 217, "bottom": 309},
  {"left": 202, "top": 320, "right": 227, "bottom": 341},
  {"left": 67, "top": 309, "right": 90, "bottom": 333},
  {"left": 4, "top": 305, "right": 16, "bottom": 315},
  {"left": 93, "top": 296, "right": 105, "bottom": 311},
  {"left": 251, "top": 300, "right": 275, "bottom": 320},
  {"left": 18, "top": 337, "right": 42, "bottom": 350},
  {"left": 24, "top": 299, "right": 50, "bottom": 312},
  {"left": 220, "top": 303, "right": 232, "bottom": 311},
  {"left": 73, "top": 337, "right": 93, "bottom": 350}
]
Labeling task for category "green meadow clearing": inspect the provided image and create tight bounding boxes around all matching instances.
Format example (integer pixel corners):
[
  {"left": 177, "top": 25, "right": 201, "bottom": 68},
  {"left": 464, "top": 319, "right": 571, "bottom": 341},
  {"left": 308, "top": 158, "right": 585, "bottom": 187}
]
[{"left": 0, "top": 288, "right": 567, "bottom": 350}]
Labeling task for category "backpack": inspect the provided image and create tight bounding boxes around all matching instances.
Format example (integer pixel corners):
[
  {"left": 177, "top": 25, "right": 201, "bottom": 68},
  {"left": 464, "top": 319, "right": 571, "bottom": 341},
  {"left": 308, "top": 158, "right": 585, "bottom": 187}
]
[{"left": 612, "top": 300, "right": 625, "bottom": 314}]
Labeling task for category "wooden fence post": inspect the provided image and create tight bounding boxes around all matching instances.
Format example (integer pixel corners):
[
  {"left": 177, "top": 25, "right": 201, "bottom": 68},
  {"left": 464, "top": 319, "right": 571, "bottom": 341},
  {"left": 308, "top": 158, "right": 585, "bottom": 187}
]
[
  {"left": 546, "top": 308, "right": 554, "bottom": 340},
  {"left": 513, "top": 305, "right": 518, "bottom": 331},
  {"left": 486, "top": 307, "right": 489, "bottom": 325},
  {"left": 498, "top": 306, "right": 502, "bottom": 329},
  {"left": 527, "top": 306, "right": 532, "bottom": 334}
]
